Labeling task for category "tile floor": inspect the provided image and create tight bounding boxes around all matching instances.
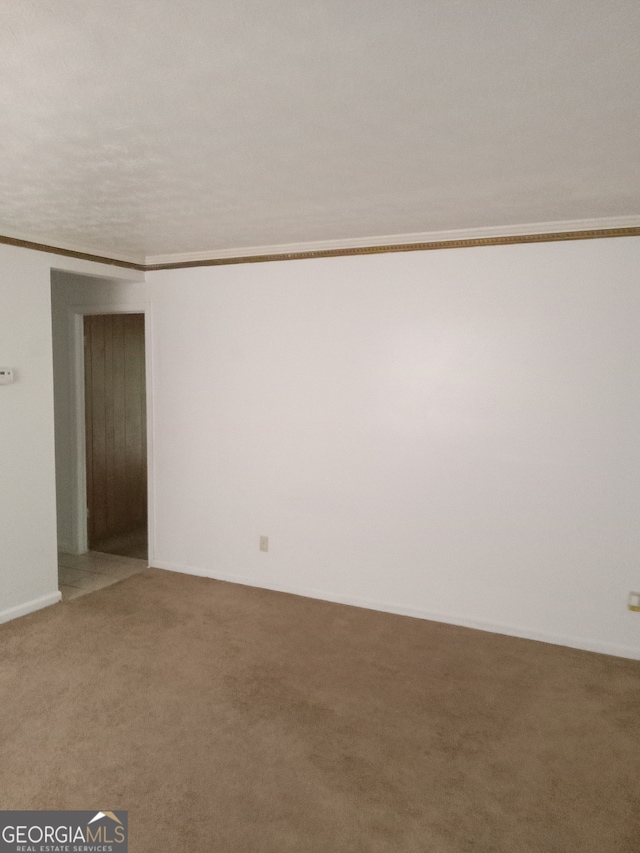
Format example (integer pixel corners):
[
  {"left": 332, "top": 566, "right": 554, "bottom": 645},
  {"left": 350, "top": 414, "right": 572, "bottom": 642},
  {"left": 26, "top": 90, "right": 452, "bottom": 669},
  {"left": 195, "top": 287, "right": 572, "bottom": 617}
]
[{"left": 58, "top": 551, "right": 148, "bottom": 601}]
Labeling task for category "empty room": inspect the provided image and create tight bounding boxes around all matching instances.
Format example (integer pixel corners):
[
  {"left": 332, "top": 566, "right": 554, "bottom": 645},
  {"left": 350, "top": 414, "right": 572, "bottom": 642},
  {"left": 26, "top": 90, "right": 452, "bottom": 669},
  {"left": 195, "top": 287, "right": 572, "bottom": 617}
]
[{"left": 1, "top": 2, "right": 639, "bottom": 851}]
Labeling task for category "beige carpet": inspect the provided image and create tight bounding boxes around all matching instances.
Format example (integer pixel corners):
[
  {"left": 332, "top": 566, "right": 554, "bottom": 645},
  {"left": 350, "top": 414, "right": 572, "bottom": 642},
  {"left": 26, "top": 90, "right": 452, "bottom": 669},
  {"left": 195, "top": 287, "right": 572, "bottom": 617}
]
[{"left": 1, "top": 569, "right": 639, "bottom": 852}]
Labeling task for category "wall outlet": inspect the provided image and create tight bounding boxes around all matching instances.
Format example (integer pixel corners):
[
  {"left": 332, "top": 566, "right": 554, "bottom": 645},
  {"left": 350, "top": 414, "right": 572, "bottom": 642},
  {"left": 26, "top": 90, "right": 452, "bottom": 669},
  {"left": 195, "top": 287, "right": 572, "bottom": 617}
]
[
  {"left": 628, "top": 592, "right": 640, "bottom": 612},
  {"left": 259, "top": 535, "right": 269, "bottom": 552},
  {"left": 0, "top": 368, "right": 14, "bottom": 384}
]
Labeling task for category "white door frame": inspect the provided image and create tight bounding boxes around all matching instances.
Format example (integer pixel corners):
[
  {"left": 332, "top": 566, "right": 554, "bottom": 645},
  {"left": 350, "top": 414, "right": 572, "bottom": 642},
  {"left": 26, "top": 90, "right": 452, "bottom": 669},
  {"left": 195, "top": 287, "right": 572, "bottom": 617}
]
[{"left": 67, "top": 303, "right": 152, "bottom": 560}]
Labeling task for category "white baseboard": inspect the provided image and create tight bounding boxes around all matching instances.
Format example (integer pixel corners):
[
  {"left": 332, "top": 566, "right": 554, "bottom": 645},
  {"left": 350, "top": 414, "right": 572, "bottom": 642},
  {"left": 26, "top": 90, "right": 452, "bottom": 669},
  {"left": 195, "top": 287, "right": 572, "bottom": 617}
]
[
  {"left": 151, "top": 561, "right": 640, "bottom": 661},
  {"left": 0, "top": 591, "right": 62, "bottom": 625}
]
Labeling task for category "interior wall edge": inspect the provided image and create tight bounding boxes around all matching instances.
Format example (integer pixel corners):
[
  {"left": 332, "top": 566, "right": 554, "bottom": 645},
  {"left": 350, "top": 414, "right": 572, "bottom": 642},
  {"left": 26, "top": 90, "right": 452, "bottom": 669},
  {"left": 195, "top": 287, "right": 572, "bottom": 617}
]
[
  {"left": 152, "top": 561, "right": 640, "bottom": 661},
  {"left": 0, "top": 591, "right": 62, "bottom": 625}
]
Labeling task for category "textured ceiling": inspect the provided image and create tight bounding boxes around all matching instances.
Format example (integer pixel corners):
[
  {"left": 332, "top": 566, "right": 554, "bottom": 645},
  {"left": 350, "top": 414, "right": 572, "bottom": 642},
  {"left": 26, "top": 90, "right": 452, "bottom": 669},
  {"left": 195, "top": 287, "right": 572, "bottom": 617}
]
[{"left": 0, "top": 1, "right": 639, "bottom": 263}]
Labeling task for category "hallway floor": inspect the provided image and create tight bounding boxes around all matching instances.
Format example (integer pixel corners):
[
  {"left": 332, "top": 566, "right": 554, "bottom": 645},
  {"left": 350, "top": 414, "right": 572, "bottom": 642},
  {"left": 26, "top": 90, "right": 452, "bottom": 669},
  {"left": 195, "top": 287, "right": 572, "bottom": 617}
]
[{"left": 58, "top": 551, "right": 147, "bottom": 601}]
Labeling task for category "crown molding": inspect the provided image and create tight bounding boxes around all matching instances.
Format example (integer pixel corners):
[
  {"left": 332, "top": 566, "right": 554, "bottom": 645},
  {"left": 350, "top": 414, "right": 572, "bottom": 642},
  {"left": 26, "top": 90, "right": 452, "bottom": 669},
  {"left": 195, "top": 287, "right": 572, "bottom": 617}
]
[
  {"left": 1, "top": 216, "right": 639, "bottom": 272},
  {"left": 143, "top": 216, "right": 640, "bottom": 269},
  {"left": 0, "top": 231, "right": 145, "bottom": 269}
]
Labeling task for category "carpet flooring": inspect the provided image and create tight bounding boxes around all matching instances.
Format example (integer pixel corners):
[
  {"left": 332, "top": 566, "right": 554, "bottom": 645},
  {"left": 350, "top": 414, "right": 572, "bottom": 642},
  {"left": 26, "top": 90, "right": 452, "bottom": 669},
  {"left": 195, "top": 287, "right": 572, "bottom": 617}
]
[{"left": 1, "top": 568, "right": 639, "bottom": 852}]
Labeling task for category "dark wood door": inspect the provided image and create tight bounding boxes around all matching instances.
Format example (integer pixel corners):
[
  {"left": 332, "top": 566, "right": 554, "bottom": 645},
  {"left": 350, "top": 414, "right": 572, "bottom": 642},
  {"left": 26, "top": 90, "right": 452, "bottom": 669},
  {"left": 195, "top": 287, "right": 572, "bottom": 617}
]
[{"left": 84, "top": 313, "right": 147, "bottom": 547}]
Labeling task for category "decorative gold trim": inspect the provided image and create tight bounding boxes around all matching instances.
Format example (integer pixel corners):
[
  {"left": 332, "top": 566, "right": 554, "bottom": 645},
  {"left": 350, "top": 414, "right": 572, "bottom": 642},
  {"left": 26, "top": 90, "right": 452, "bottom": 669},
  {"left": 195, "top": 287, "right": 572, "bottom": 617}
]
[
  {"left": 144, "top": 227, "right": 640, "bottom": 270},
  {"left": 1, "top": 226, "right": 639, "bottom": 272},
  {"left": 0, "top": 234, "right": 145, "bottom": 270}
]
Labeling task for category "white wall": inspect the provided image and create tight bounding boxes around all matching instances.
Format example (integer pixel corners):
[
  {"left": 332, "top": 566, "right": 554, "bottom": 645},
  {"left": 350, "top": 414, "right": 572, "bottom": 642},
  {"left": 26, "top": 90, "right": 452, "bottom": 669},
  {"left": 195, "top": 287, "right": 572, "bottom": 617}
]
[
  {"left": 0, "top": 243, "right": 145, "bottom": 623},
  {"left": 50, "top": 270, "right": 148, "bottom": 553},
  {"left": 0, "top": 244, "right": 60, "bottom": 621},
  {"left": 3, "top": 236, "right": 638, "bottom": 656},
  {"left": 148, "top": 237, "right": 640, "bottom": 658}
]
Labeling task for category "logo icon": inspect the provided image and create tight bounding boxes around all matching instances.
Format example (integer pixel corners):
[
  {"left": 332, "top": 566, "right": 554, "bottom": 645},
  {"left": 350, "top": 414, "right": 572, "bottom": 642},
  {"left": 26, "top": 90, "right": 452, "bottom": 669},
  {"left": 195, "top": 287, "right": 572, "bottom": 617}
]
[{"left": 88, "top": 811, "right": 123, "bottom": 825}]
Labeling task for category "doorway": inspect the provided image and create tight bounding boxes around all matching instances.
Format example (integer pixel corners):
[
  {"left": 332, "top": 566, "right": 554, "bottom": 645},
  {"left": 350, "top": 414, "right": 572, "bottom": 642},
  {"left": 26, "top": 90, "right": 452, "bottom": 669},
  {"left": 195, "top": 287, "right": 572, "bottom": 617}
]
[{"left": 84, "top": 313, "right": 148, "bottom": 560}]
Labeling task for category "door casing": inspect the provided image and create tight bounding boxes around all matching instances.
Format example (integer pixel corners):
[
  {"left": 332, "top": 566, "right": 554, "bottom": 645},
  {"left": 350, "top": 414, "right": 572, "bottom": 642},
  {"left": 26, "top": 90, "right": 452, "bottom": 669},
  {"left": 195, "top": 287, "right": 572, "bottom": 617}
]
[{"left": 66, "top": 302, "right": 152, "bottom": 559}]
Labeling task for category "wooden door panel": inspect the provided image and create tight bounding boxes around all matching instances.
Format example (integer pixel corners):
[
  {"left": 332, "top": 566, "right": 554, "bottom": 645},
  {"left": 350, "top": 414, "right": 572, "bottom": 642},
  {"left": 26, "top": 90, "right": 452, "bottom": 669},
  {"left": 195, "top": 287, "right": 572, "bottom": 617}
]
[{"left": 85, "top": 313, "right": 146, "bottom": 546}]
